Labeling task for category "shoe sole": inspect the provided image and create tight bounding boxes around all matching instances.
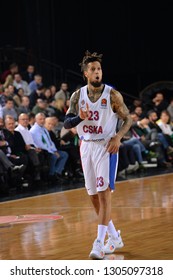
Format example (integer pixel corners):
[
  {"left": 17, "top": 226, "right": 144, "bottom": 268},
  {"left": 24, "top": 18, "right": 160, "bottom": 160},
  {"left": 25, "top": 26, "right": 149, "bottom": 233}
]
[{"left": 89, "top": 251, "right": 104, "bottom": 260}]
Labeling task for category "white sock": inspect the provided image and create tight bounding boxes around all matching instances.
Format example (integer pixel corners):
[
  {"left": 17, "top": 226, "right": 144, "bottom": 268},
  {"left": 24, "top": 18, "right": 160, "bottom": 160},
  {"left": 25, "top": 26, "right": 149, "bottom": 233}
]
[
  {"left": 107, "top": 220, "right": 119, "bottom": 238},
  {"left": 97, "top": 224, "right": 108, "bottom": 244}
]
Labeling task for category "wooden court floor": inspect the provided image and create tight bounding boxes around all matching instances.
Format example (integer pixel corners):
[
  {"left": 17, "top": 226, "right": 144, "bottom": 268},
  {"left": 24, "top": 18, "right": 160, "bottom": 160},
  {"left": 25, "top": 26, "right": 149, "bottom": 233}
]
[{"left": 0, "top": 173, "right": 173, "bottom": 260}]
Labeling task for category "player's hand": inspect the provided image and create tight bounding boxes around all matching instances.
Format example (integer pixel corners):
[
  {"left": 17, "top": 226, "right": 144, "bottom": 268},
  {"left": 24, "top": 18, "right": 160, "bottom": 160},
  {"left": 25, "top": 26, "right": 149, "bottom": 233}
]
[
  {"left": 106, "top": 135, "right": 121, "bottom": 154},
  {"left": 79, "top": 103, "right": 90, "bottom": 120}
]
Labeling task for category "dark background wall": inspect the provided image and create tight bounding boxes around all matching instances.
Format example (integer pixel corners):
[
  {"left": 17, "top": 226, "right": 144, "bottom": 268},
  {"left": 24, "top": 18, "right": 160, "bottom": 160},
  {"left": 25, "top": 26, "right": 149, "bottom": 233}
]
[{"left": 1, "top": 0, "right": 173, "bottom": 96}]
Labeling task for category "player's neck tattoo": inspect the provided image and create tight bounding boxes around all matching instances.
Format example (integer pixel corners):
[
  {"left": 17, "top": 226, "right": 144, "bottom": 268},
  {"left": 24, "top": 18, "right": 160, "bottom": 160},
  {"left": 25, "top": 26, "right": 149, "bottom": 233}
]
[{"left": 87, "top": 85, "right": 104, "bottom": 103}]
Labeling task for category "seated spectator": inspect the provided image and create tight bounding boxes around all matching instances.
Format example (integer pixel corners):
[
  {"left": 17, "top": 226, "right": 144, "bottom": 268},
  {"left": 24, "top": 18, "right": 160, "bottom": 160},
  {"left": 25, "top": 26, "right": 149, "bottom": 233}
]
[
  {"left": 0, "top": 87, "right": 13, "bottom": 107},
  {"left": 21, "top": 65, "right": 36, "bottom": 84},
  {"left": 45, "top": 100, "right": 59, "bottom": 117},
  {"left": 167, "top": 98, "right": 173, "bottom": 125},
  {"left": 55, "top": 82, "right": 71, "bottom": 103},
  {"left": 30, "top": 113, "right": 69, "bottom": 183},
  {"left": 54, "top": 98, "right": 67, "bottom": 122},
  {"left": 1, "top": 63, "right": 18, "bottom": 89},
  {"left": 157, "top": 110, "right": 173, "bottom": 146},
  {"left": 0, "top": 149, "right": 24, "bottom": 174},
  {"left": 48, "top": 120, "right": 83, "bottom": 180},
  {"left": 8, "top": 84, "right": 16, "bottom": 96},
  {"left": 148, "top": 110, "right": 173, "bottom": 165},
  {"left": 151, "top": 92, "right": 169, "bottom": 118},
  {"left": 2, "top": 116, "right": 28, "bottom": 186},
  {"left": 17, "top": 96, "right": 31, "bottom": 115},
  {"left": 117, "top": 143, "right": 139, "bottom": 176},
  {"left": 44, "top": 117, "right": 72, "bottom": 177},
  {"left": 13, "top": 87, "right": 25, "bottom": 107},
  {"left": 0, "top": 117, "right": 24, "bottom": 174},
  {"left": 128, "top": 98, "right": 142, "bottom": 113},
  {"left": 29, "top": 74, "right": 43, "bottom": 92},
  {"left": 0, "top": 149, "right": 25, "bottom": 192},
  {"left": 2, "top": 97, "right": 18, "bottom": 121},
  {"left": 27, "top": 112, "right": 35, "bottom": 129},
  {"left": 134, "top": 106, "right": 146, "bottom": 119},
  {"left": 43, "top": 87, "right": 54, "bottom": 104},
  {"left": 15, "top": 113, "right": 44, "bottom": 181},
  {"left": 49, "top": 84, "right": 57, "bottom": 99},
  {"left": 32, "top": 98, "right": 48, "bottom": 116},
  {"left": 3, "top": 116, "right": 28, "bottom": 167},
  {"left": 13, "top": 73, "right": 31, "bottom": 96},
  {"left": 29, "top": 85, "right": 45, "bottom": 109}
]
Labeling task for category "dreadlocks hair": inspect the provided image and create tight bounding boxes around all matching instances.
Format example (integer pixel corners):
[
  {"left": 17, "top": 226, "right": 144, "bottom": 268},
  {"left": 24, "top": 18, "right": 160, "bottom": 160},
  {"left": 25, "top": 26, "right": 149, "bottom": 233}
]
[{"left": 79, "top": 50, "right": 103, "bottom": 80}]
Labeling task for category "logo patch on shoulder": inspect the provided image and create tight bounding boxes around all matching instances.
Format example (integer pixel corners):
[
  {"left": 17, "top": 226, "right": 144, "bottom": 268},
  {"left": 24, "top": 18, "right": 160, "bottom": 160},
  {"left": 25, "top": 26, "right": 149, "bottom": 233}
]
[{"left": 101, "top": 98, "right": 107, "bottom": 108}]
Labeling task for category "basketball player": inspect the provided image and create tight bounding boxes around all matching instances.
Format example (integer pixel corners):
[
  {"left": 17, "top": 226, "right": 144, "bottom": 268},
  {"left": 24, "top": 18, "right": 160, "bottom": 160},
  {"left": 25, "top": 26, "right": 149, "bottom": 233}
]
[{"left": 64, "top": 50, "right": 132, "bottom": 259}]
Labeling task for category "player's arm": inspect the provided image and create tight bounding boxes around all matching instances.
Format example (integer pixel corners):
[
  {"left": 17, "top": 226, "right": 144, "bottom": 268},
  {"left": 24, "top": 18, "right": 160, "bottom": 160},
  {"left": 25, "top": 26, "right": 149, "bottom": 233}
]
[
  {"left": 110, "top": 89, "right": 132, "bottom": 139},
  {"left": 64, "top": 90, "right": 83, "bottom": 129}
]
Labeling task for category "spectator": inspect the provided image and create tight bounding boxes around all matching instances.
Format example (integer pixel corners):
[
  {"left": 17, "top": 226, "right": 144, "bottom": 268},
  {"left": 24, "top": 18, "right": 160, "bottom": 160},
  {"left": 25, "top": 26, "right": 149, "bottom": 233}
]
[
  {"left": 13, "top": 88, "right": 25, "bottom": 107},
  {"left": 32, "top": 99, "right": 48, "bottom": 115},
  {"left": 148, "top": 110, "right": 173, "bottom": 161},
  {"left": 1, "top": 63, "right": 18, "bottom": 89},
  {"left": 28, "top": 112, "right": 35, "bottom": 129},
  {"left": 49, "top": 84, "right": 57, "bottom": 99},
  {"left": 29, "top": 74, "right": 43, "bottom": 92},
  {"left": 54, "top": 98, "right": 67, "bottom": 122},
  {"left": 21, "top": 65, "right": 36, "bottom": 83},
  {"left": 47, "top": 119, "right": 83, "bottom": 180},
  {"left": 157, "top": 110, "right": 173, "bottom": 146},
  {"left": 15, "top": 113, "right": 47, "bottom": 181},
  {"left": 17, "top": 96, "right": 31, "bottom": 115},
  {"left": 2, "top": 97, "right": 18, "bottom": 121},
  {"left": 0, "top": 149, "right": 24, "bottom": 174},
  {"left": 43, "top": 87, "right": 54, "bottom": 104},
  {"left": 118, "top": 143, "right": 139, "bottom": 176},
  {"left": 167, "top": 98, "right": 173, "bottom": 125},
  {"left": 0, "top": 87, "right": 13, "bottom": 107},
  {"left": 30, "top": 113, "right": 69, "bottom": 183},
  {"left": 0, "top": 117, "right": 24, "bottom": 174},
  {"left": 152, "top": 92, "right": 169, "bottom": 118},
  {"left": 55, "top": 82, "right": 71, "bottom": 103},
  {"left": 13, "top": 73, "right": 31, "bottom": 96},
  {"left": 29, "top": 85, "right": 45, "bottom": 109},
  {"left": 129, "top": 98, "right": 142, "bottom": 112},
  {"left": 3, "top": 116, "right": 28, "bottom": 171}
]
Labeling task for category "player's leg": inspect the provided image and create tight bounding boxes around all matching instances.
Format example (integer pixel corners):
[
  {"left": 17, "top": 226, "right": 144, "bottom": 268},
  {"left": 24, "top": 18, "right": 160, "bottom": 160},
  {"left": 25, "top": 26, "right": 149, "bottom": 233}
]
[
  {"left": 104, "top": 152, "right": 124, "bottom": 253},
  {"left": 89, "top": 143, "right": 110, "bottom": 259}
]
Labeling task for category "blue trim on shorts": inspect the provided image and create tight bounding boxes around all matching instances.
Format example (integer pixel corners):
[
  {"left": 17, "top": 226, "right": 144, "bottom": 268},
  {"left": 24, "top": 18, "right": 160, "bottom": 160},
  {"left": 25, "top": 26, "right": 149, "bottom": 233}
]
[{"left": 109, "top": 153, "right": 118, "bottom": 190}]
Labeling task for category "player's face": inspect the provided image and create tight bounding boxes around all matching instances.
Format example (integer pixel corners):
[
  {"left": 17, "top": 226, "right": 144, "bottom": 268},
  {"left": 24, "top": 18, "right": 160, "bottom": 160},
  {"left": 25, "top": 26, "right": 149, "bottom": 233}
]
[{"left": 84, "top": 61, "right": 102, "bottom": 87}]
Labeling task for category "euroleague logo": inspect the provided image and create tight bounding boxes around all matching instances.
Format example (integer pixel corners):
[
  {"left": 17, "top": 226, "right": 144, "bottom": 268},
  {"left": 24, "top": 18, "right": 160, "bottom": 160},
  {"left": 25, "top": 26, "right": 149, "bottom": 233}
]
[
  {"left": 0, "top": 214, "right": 63, "bottom": 226},
  {"left": 101, "top": 98, "right": 107, "bottom": 108}
]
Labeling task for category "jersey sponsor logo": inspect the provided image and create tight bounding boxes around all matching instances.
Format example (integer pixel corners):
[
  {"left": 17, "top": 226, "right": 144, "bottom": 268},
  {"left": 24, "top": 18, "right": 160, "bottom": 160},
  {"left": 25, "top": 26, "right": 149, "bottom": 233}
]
[
  {"left": 101, "top": 98, "right": 107, "bottom": 108},
  {"left": 83, "top": 125, "right": 103, "bottom": 134}
]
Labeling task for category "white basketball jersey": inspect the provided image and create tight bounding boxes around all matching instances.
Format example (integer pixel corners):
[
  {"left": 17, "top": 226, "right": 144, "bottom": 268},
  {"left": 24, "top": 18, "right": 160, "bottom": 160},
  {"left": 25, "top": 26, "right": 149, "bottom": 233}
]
[{"left": 77, "top": 84, "right": 118, "bottom": 141}]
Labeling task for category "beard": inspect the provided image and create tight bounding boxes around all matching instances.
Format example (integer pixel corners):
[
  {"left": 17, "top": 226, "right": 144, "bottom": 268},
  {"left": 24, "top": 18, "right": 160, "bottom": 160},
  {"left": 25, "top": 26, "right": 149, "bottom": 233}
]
[{"left": 90, "top": 80, "right": 102, "bottom": 88}]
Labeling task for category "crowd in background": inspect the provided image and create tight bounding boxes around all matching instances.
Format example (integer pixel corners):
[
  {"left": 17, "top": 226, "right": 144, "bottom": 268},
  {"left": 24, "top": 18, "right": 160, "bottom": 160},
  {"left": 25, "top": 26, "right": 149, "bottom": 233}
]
[{"left": 0, "top": 62, "right": 173, "bottom": 195}]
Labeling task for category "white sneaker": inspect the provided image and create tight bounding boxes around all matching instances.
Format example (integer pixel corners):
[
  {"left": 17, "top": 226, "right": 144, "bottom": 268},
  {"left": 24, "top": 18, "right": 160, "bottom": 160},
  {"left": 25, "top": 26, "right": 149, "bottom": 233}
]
[
  {"left": 89, "top": 239, "right": 105, "bottom": 259},
  {"left": 104, "top": 230, "right": 124, "bottom": 254},
  {"left": 126, "top": 161, "right": 139, "bottom": 174}
]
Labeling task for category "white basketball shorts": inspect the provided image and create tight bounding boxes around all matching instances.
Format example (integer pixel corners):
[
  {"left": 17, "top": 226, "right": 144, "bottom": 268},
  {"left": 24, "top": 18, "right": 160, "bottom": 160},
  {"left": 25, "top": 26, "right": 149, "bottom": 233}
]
[{"left": 80, "top": 140, "right": 119, "bottom": 195}]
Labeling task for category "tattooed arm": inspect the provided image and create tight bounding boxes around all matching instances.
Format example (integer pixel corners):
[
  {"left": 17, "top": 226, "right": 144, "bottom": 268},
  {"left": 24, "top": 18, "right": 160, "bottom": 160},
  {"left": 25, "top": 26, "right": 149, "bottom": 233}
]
[
  {"left": 111, "top": 89, "right": 132, "bottom": 139},
  {"left": 106, "top": 89, "right": 132, "bottom": 154},
  {"left": 64, "top": 90, "right": 89, "bottom": 129}
]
